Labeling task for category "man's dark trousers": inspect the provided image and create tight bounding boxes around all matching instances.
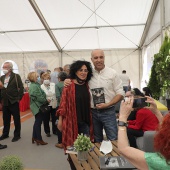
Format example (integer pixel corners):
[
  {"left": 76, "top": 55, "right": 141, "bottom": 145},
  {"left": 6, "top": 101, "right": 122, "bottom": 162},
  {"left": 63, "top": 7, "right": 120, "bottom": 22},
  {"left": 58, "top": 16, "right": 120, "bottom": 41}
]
[{"left": 2, "top": 102, "right": 21, "bottom": 138}]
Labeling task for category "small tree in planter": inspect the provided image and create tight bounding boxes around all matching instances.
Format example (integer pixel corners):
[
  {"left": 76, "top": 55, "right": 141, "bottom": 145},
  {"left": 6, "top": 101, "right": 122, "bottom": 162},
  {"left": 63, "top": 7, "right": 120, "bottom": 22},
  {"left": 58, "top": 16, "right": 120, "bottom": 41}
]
[
  {"left": 148, "top": 33, "right": 170, "bottom": 108},
  {"left": 0, "top": 155, "right": 24, "bottom": 170},
  {"left": 148, "top": 53, "right": 161, "bottom": 100},
  {"left": 74, "top": 134, "right": 93, "bottom": 161}
]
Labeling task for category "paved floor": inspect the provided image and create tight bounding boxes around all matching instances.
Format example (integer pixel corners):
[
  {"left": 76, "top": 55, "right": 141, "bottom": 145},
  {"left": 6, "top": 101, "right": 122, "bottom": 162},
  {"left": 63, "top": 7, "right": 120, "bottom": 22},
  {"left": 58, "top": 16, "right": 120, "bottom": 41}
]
[{"left": 0, "top": 110, "right": 70, "bottom": 170}]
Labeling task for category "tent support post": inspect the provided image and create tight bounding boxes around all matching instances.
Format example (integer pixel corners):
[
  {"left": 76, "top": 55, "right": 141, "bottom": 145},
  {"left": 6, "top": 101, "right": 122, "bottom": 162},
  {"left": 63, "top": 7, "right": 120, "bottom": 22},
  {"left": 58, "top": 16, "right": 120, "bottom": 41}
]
[
  {"left": 60, "top": 50, "right": 63, "bottom": 67},
  {"left": 139, "top": 0, "right": 159, "bottom": 48},
  {"left": 28, "top": 0, "right": 62, "bottom": 52},
  {"left": 160, "top": 0, "right": 165, "bottom": 44}
]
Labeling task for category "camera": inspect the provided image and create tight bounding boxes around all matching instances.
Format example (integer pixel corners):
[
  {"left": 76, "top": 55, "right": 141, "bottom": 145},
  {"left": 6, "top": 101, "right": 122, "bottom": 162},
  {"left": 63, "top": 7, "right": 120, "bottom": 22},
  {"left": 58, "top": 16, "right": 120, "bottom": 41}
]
[{"left": 133, "top": 97, "right": 147, "bottom": 108}]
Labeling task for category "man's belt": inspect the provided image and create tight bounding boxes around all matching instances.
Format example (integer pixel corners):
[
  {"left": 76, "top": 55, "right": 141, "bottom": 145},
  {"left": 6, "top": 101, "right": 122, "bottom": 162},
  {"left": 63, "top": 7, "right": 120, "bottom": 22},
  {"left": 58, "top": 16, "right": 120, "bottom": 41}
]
[{"left": 91, "top": 105, "right": 114, "bottom": 111}]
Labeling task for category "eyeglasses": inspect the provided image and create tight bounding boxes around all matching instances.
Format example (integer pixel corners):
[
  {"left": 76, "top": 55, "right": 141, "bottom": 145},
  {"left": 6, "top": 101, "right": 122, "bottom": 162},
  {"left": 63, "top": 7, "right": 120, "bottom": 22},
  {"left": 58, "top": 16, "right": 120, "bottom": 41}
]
[{"left": 78, "top": 69, "right": 89, "bottom": 73}]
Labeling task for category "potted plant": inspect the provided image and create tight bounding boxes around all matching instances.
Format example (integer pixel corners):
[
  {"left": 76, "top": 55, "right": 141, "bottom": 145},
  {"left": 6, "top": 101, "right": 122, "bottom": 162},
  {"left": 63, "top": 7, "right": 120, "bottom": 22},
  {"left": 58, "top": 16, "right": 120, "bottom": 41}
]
[
  {"left": 148, "top": 33, "right": 170, "bottom": 109},
  {"left": 0, "top": 155, "right": 24, "bottom": 170},
  {"left": 74, "top": 134, "right": 93, "bottom": 161}
]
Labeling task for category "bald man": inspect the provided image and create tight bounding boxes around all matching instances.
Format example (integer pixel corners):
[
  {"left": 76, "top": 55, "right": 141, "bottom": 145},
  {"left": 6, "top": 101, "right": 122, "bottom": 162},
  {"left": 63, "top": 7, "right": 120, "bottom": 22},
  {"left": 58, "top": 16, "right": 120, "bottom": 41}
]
[{"left": 89, "top": 49, "right": 124, "bottom": 142}]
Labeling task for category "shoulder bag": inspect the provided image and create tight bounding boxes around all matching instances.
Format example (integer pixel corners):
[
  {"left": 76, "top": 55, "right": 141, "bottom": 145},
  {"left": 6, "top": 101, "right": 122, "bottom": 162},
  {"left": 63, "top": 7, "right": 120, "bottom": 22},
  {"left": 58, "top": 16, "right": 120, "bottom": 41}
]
[
  {"left": 32, "top": 86, "right": 50, "bottom": 114},
  {"left": 32, "top": 98, "right": 50, "bottom": 114}
]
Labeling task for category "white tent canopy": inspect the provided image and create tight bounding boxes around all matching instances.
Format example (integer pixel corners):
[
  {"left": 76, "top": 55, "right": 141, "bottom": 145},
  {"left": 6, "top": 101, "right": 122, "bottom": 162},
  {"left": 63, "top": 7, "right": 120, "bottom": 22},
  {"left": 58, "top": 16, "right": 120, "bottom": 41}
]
[
  {"left": 0, "top": 0, "right": 154, "bottom": 52},
  {"left": 0, "top": 0, "right": 170, "bottom": 90}
]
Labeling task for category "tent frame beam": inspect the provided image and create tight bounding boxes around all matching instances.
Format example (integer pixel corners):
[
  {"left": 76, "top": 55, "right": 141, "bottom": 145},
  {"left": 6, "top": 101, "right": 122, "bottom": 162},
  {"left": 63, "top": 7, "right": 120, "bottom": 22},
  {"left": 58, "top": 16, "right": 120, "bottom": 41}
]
[
  {"left": 0, "top": 48, "right": 138, "bottom": 55},
  {"left": 139, "top": 0, "right": 159, "bottom": 48},
  {"left": 28, "top": 0, "right": 62, "bottom": 52},
  {"left": 0, "top": 23, "right": 145, "bottom": 34}
]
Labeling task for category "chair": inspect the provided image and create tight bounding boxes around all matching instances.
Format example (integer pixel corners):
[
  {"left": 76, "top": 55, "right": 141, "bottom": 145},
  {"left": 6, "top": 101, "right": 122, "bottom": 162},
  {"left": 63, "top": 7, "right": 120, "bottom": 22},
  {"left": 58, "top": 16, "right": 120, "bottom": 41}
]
[{"left": 136, "top": 131, "right": 156, "bottom": 152}]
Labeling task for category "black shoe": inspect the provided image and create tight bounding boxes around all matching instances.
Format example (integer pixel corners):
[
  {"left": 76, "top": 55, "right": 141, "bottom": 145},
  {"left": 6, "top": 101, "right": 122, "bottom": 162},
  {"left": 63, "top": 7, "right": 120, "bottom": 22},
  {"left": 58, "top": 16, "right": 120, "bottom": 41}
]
[
  {"left": 0, "top": 144, "right": 7, "bottom": 149},
  {"left": 12, "top": 137, "right": 21, "bottom": 142},
  {"left": 53, "top": 132, "right": 57, "bottom": 135},
  {"left": 46, "top": 133, "right": 51, "bottom": 137},
  {"left": 0, "top": 135, "right": 9, "bottom": 141}
]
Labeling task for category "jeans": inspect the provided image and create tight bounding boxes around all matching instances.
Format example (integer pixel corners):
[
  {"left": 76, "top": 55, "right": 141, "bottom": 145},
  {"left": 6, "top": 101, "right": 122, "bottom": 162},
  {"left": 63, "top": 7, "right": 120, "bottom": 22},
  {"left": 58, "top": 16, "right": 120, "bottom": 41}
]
[
  {"left": 33, "top": 112, "right": 44, "bottom": 140},
  {"left": 43, "top": 107, "right": 57, "bottom": 134},
  {"left": 91, "top": 106, "right": 117, "bottom": 142}
]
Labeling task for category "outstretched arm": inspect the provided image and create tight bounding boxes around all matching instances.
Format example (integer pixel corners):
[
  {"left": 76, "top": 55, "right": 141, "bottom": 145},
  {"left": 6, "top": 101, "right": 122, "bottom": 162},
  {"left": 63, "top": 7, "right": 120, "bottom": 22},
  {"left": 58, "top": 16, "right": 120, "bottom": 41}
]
[
  {"left": 118, "top": 97, "right": 149, "bottom": 170},
  {"left": 145, "top": 96, "right": 163, "bottom": 123}
]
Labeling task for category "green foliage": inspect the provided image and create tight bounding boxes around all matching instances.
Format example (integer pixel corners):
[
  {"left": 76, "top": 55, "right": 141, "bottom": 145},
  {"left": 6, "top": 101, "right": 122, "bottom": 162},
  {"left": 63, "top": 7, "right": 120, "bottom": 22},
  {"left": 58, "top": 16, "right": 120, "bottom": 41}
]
[
  {"left": 148, "top": 54, "right": 161, "bottom": 99},
  {"left": 0, "top": 155, "right": 24, "bottom": 170},
  {"left": 74, "top": 134, "right": 93, "bottom": 151},
  {"left": 148, "top": 34, "right": 170, "bottom": 98}
]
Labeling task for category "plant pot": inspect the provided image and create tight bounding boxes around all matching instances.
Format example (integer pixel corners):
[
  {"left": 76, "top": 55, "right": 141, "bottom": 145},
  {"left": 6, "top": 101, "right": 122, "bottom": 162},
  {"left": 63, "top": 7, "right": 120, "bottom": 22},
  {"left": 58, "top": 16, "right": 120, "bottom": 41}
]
[{"left": 77, "top": 151, "right": 88, "bottom": 161}]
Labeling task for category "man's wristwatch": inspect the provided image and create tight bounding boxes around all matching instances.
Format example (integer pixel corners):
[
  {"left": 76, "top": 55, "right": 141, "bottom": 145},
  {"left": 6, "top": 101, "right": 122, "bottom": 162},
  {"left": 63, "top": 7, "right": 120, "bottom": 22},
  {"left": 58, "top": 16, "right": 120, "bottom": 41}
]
[{"left": 118, "top": 120, "right": 128, "bottom": 127}]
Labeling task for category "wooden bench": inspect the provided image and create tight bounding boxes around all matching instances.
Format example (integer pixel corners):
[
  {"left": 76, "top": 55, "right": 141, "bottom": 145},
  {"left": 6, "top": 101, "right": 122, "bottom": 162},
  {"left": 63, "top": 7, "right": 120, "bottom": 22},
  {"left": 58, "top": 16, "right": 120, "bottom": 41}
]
[{"left": 69, "top": 141, "right": 120, "bottom": 170}]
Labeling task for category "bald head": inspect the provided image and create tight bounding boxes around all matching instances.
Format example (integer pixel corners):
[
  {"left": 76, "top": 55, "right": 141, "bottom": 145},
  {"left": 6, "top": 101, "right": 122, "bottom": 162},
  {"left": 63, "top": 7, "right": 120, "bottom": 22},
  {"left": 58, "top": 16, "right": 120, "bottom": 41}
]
[
  {"left": 91, "top": 49, "right": 105, "bottom": 71},
  {"left": 91, "top": 49, "right": 105, "bottom": 58}
]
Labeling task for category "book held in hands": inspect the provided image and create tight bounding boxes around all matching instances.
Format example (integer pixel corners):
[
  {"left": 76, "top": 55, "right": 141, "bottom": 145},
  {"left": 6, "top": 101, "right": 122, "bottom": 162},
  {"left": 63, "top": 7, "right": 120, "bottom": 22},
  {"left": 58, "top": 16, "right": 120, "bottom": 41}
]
[{"left": 91, "top": 87, "right": 105, "bottom": 107}]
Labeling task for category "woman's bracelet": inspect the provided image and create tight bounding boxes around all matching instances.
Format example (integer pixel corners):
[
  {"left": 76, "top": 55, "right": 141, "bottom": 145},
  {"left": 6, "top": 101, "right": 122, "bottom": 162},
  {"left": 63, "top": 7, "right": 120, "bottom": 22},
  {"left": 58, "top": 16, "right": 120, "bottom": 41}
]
[{"left": 119, "top": 127, "right": 127, "bottom": 131}]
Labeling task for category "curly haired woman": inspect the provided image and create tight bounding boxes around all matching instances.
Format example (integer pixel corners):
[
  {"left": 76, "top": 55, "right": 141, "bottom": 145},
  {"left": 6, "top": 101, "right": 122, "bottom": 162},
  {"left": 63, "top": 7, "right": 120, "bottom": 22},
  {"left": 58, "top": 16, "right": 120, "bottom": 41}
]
[{"left": 57, "top": 60, "right": 94, "bottom": 151}]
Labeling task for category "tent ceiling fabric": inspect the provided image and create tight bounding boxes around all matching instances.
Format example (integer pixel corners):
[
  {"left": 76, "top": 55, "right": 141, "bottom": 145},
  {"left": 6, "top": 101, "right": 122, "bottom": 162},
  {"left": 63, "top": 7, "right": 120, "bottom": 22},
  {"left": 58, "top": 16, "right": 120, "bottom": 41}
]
[{"left": 0, "top": 0, "right": 153, "bottom": 52}]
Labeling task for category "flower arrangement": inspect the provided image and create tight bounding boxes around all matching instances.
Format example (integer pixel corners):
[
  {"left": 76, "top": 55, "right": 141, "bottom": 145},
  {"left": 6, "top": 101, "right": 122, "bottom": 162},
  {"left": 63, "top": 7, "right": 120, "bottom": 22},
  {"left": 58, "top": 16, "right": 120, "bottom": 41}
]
[
  {"left": 74, "top": 134, "right": 93, "bottom": 152},
  {"left": 0, "top": 155, "right": 24, "bottom": 170}
]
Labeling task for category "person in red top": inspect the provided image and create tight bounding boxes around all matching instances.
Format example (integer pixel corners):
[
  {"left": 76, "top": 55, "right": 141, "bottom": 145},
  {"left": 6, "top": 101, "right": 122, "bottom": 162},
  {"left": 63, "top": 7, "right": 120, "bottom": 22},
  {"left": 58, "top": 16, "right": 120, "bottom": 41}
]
[
  {"left": 128, "top": 108, "right": 158, "bottom": 131},
  {"left": 126, "top": 88, "right": 159, "bottom": 148}
]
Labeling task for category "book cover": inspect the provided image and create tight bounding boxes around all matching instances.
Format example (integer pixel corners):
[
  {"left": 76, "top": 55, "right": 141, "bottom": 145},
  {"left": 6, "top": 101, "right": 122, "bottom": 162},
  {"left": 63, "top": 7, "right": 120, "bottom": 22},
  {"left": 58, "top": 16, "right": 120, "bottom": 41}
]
[
  {"left": 91, "top": 87, "right": 105, "bottom": 107},
  {"left": 100, "top": 156, "right": 136, "bottom": 170}
]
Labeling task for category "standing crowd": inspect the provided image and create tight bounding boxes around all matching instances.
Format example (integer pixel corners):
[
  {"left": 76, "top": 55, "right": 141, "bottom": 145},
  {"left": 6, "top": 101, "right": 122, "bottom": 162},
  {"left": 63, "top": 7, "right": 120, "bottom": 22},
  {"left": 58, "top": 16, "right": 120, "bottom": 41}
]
[{"left": 0, "top": 49, "right": 170, "bottom": 169}]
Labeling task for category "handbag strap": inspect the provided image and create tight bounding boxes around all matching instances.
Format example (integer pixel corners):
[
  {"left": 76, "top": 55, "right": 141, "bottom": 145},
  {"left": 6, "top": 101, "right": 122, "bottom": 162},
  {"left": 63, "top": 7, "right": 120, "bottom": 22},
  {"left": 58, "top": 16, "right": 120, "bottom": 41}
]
[
  {"left": 31, "top": 85, "right": 48, "bottom": 109},
  {"left": 32, "top": 98, "right": 40, "bottom": 109}
]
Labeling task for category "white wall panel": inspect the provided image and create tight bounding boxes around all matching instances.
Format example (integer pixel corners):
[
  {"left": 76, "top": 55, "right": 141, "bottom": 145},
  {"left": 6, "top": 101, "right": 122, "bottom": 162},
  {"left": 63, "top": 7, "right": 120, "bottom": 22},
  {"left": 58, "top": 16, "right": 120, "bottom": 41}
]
[
  {"left": 62, "top": 49, "right": 140, "bottom": 88},
  {"left": 165, "top": 0, "right": 170, "bottom": 25},
  {"left": 0, "top": 49, "right": 140, "bottom": 89},
  {"left": 141, "top": 35, "right": 161, "bottom": 88},
  {"left": 0, "top": 52, "right": 60, "bottom": 87}
]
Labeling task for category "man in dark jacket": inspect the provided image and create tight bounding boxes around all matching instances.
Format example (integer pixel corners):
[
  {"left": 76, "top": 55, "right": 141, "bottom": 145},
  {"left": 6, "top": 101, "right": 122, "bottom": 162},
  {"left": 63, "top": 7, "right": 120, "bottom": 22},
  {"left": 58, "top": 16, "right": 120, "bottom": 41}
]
[{"left": 0, "top": 62, "right": 24, "bottom": 142}]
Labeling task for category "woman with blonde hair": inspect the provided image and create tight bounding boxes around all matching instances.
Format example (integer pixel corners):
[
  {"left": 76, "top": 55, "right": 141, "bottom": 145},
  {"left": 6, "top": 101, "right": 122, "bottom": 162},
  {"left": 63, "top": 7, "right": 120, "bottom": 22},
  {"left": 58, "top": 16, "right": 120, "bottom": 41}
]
[{"left": 28, "top": 72, "right": 48, "bottom": 145}]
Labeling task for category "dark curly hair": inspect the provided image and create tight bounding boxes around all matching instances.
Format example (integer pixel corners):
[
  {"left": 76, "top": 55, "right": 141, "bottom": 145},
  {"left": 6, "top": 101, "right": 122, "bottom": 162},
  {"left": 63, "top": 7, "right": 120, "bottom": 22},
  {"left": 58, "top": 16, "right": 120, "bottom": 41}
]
[
  {"left": 69, "top": 60, "right": 93, "bottom": 82},
  {"left": 133, "top": 88, "right": 145, "bottom": 97},
  {"left": 143, "top": 87, "right": 153, "bottom": 97}
]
